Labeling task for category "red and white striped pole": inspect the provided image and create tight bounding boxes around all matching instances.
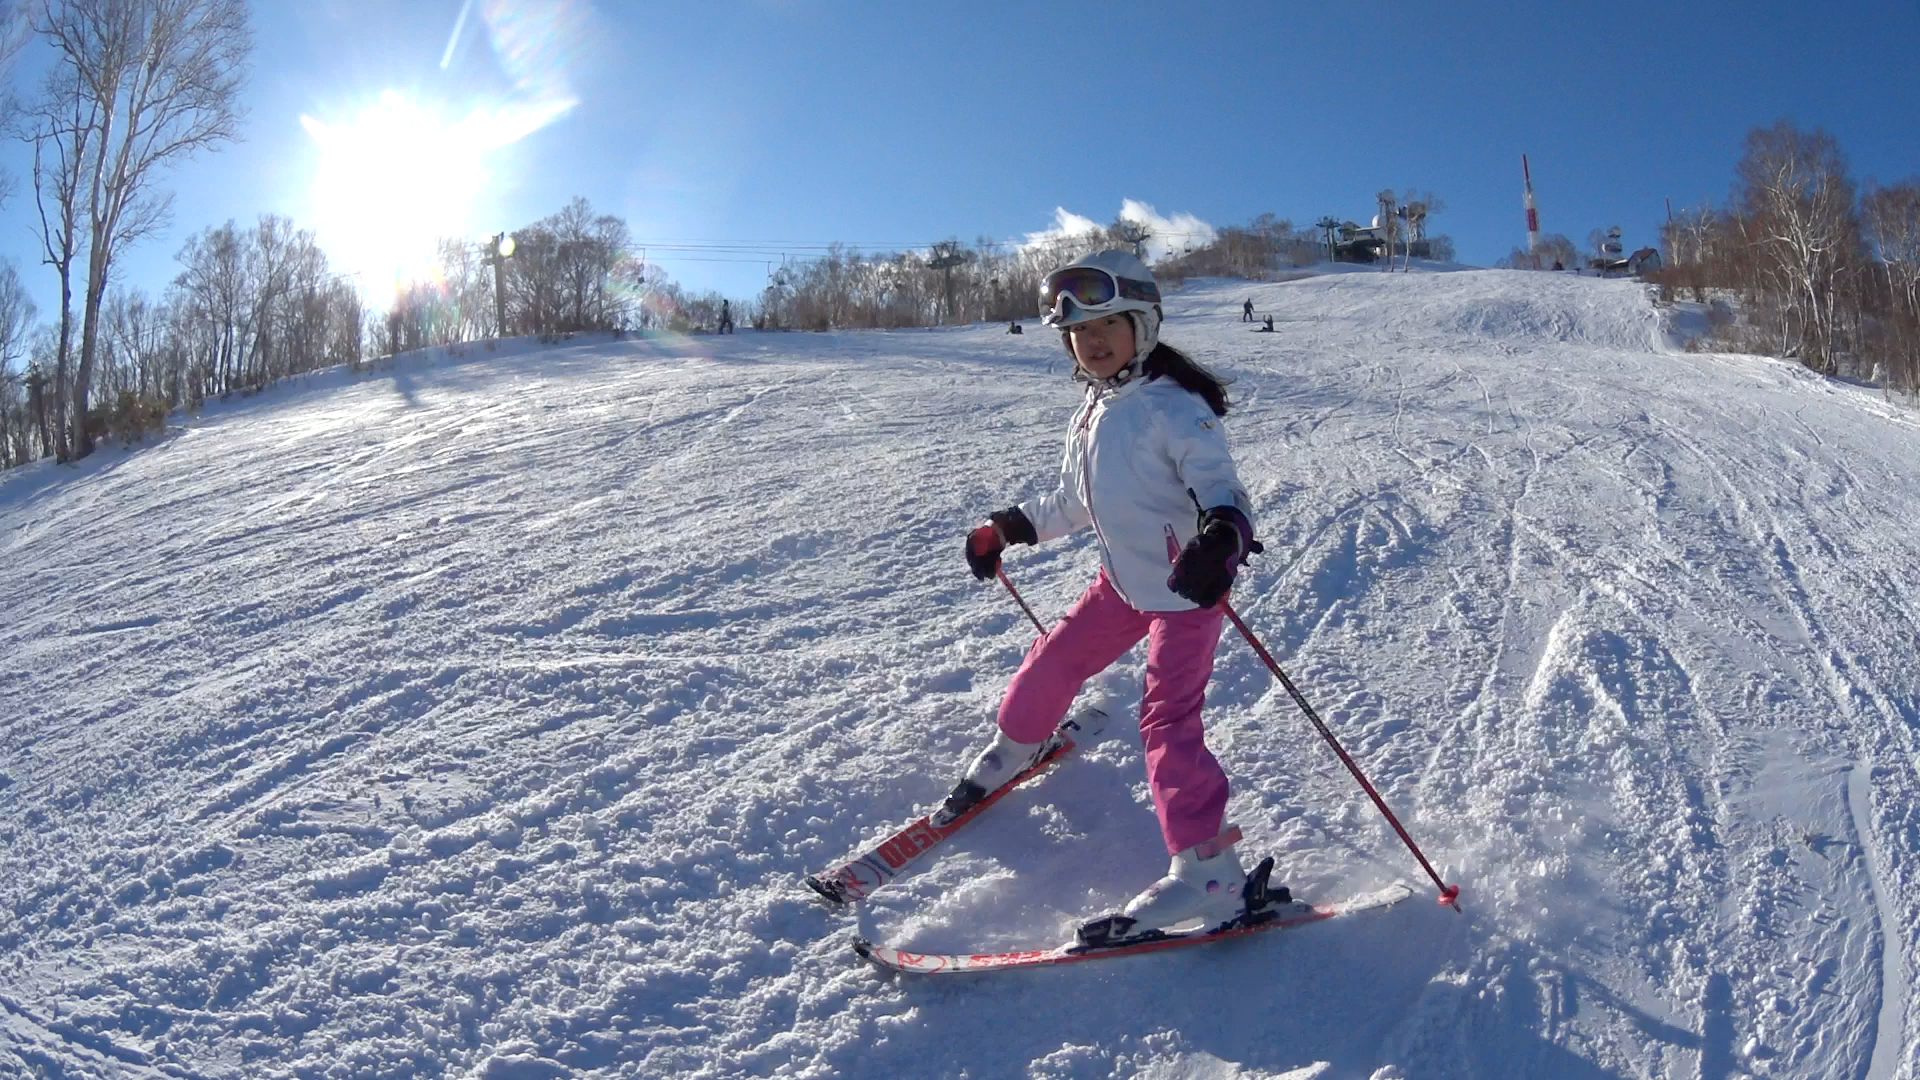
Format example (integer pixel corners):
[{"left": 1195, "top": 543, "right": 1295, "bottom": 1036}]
[{"left": 1522, "top": 154, "right": 1542, "bottom": 270}]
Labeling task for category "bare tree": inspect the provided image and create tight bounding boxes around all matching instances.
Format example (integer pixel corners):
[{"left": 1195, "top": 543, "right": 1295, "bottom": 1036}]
[
  {"left": 1863, "top": 182, "right": 1920, "bottom": 323},
  {"left": 546, "top": 197, "right": 630, "bottom": 332},
  {"left": 1498, "top": 232, "right": 1577, "bottom": 271},
  {"left": 1734, "top": 121, "right": 1861, "bottom": 373},
  {"left": 0, "top": 260, "right": 33, "bottom": 372},
  {"left": 0, "top": 261, "right": 36, "bottom": 463},
  {"left": 505, "top": 226, "right": 560, "bottom": 338},
  {"left": 1155, "top": 214, "right": 1313, "bottom": 279},
  {"left": 1863, "top": 180, "right": 1920, "bottom": 395},
  {"left": 1401, "top": 191, "right": 1444, "bottom": 236},
  {"left": 1659, "top": 202, "right": 1724, "bottom": 301},
  {"left": 239, "top": 213, "right": 298, "bottom": 388},
  {"left": 0, "top": 2, "right": 32, "bottom": 204},
  {"left": 102, "top": 285, "right": 161, "bottom": 398},
  {"left": 1376, "top": 190, "right": 1399, "bottom": 272},
  {"left": 172, "top": 219, "right": 244, "bottom": 394},
  {"left": 1399, "top": 191, "right": 1441, "bottom": 270},
  {"left": 435, "top": 236, "right": 494, "bottom": 341},
  {"left": 19, "top": 51, "right": 100, "bottom": 460},
  {"left": 30, "top": 0, "right": 250, "bottom": 458}
]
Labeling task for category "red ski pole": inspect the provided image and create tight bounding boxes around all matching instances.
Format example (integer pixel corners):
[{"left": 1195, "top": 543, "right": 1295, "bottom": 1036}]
[
  {"left": 1223, "top": 600, "right": 1462, "bottom": 911},
  {"left": 997, "top": 567, "right": 1048, "bottom": 638}
]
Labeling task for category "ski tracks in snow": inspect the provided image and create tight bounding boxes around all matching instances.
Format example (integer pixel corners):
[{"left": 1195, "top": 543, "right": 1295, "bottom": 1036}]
[
  {"left": 1213, "top": 271, "right": 1919, "bottom": 1079},
  {"left": 4, "top": 279, "right": 1920, "bottom": 1079}
]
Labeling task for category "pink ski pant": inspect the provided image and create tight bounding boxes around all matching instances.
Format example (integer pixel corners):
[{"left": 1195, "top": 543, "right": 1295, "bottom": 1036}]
[{"left": 997, "top": 570, "right": 1228, "bottom": 856}]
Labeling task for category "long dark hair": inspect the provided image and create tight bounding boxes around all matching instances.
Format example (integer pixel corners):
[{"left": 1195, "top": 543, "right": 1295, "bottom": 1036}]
[{"left": 1143, "top": 341, "right": 1231, "bottom": 417}]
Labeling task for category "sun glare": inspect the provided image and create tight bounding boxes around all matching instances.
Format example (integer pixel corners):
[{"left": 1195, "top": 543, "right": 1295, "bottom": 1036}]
[
  {"left": 299, "top": 0, "right": 586, "bottom": 301},
  {"left": 301, "top": 92, "right": 496, "bottom": 298}
]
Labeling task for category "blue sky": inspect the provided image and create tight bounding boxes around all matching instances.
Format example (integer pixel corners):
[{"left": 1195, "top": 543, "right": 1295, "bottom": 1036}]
[{"left": 3, "top": 0, "right": 1917, "bottom": 317}]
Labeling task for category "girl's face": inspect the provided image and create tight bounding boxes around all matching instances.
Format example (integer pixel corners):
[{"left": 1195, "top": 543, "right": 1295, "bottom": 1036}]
[{"left": 1067, "top": 314, "right": 1136, "bottom": 380}]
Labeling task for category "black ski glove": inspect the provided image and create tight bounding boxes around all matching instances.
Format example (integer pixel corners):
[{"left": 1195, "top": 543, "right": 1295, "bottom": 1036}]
[
  {"left": 1168, "top": 506, "right": 1262, "bottom": 608},
  {"left": 965, "top": 507, "right": 1038, "bottom": 581}
]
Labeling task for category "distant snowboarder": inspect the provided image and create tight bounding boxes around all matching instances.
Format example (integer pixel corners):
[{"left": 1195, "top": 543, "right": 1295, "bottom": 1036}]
[
  {"left": 1007, "top": 319, "right": 1023, "bottom": 335},
  {"left": 1241, "top": 298, "right": 1254, "bottom": 322},
  {"left": 1255, "top": 315, "right": 1274, "bottom": 332},
  {"left": 718, "top": 299, "right": 735, "bottom": 334},
  {"left": 957, "top": 250, "right": 1264, "bottom": 944}
]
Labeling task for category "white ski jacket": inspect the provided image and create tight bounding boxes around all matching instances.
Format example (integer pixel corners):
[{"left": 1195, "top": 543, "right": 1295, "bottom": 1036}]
[{"left": 1018, "top": 376, "right": 1255, "bottom": 612}]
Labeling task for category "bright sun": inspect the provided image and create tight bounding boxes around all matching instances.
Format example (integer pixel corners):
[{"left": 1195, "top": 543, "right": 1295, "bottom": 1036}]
[{"left": 301, "top": 92, "right": 493, "bottom": 297}]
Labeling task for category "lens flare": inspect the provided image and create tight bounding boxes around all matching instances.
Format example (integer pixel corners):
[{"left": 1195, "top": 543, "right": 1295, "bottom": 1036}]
[{"left": 479, "top": 0, "right": 589, "bottom": 111}]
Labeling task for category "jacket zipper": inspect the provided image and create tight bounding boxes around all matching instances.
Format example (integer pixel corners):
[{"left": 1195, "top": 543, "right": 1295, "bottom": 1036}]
[{"left": 1077, "top": 388, "right": 1129, "bottom": 603}]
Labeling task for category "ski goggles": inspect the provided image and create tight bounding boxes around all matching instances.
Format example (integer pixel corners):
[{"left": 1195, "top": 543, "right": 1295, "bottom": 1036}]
[{"left": 1039, "top": 266, "right": 1160, "bottom": 319}]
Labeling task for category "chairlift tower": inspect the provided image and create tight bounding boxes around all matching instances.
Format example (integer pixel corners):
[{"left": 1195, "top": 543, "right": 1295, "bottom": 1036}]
[
  {"left": 928, "top": 241, "right": 967, "bottom": 325},
  {"left": 1315, "top": 216, "right": 1341, "bottom": 262},
  {"left": 1114, "top": 222, "right": 1152, "bottom": 261},
  {"left": 763, "top": 258, "right": 791, "bottom": 329}
]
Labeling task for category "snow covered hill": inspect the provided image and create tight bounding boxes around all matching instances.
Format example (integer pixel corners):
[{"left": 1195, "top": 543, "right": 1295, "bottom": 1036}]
[{"left": 2, "top": 268, "right": 1917, "bottom": 1080}]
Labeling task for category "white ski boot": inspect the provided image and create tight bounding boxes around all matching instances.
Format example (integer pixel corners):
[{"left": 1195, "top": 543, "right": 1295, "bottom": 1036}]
[
  {"left": 932, "top": 729, "right": 1049, "bottom": 825},
  {"left": 1077, "top": 827, "right": 1249, "bottom": 945},
  {"left": 1123, "top": 826, "right": 1249, "bottom": 932}
]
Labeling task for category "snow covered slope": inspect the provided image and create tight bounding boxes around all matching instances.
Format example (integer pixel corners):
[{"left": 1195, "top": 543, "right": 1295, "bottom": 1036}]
[{"left": 2, "top": 269, "right": 1917, "bottom": 1079}]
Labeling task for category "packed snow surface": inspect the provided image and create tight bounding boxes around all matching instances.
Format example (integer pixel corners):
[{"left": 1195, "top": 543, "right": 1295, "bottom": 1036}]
[{"left": 3, "top": 268, "right": 1918, "bottom": 1079}]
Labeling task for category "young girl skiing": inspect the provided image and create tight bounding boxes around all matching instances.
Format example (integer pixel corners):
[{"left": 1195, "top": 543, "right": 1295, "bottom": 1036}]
[{"left": 950, "top": 250, "right": 1263, "bottom": 941}]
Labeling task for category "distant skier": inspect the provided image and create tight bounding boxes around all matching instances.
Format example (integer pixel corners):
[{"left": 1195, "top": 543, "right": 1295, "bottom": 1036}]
[
  {"left": 1241, "top": 298, "right": 1254, "bottom": 322},
  {"left": 956, "top": 250, "right": 1263, "bottom": 941},
  {"left": 718, "top": 299, "right": 735, "bottom": 334}
]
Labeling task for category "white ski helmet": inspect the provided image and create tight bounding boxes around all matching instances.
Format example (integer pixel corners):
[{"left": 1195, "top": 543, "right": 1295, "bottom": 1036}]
[{"left": 1040, "top": 249, "right": 1163, "bottom": 373}]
